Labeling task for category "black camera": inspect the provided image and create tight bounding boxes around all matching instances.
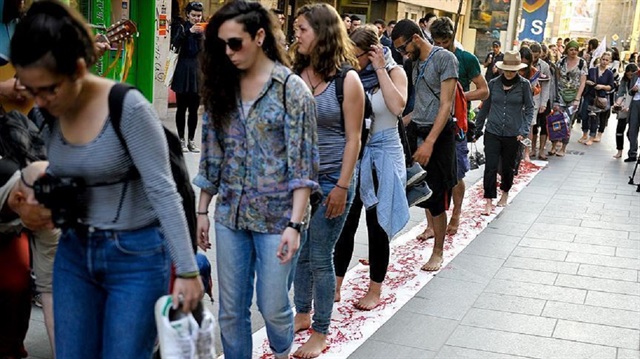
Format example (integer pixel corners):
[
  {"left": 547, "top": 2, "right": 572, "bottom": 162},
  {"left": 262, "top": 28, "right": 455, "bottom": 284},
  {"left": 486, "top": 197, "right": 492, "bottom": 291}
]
[{"left": 33, "top": 174, "right": 87, "bottom": 229}]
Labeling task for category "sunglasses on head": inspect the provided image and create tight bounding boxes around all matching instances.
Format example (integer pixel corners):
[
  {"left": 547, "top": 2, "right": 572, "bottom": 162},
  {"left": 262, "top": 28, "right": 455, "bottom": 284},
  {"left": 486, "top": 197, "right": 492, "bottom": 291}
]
[{"left": 221, "top": 37, "right": 244, "bottom": 52}]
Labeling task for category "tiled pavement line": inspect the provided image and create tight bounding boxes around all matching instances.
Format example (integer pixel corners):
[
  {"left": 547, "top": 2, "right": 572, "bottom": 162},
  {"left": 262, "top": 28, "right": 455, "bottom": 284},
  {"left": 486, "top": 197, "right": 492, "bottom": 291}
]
[{"left": 350, "top": 128, "right": 639, "bottom": 359}]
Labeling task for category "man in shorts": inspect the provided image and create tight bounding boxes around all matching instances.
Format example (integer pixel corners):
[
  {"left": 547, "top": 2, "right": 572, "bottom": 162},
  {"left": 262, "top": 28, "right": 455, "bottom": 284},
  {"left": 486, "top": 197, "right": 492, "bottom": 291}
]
[
  {"left": 417, "top": 17, "right": 488, "bottom": 238},
  {"left": 392, "top": 20, "right": 458, "bottom": 271}
]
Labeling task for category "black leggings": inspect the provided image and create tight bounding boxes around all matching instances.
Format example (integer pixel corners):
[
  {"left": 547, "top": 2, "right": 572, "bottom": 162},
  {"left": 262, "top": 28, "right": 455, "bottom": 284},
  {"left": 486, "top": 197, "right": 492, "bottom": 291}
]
[
  {"left": 334, "top": 173, "right": 389, "bottom": 284},
  {"left": 175, "top": 92, "right": 200, "bottom": 141},
  {"left": 616, "top": 116, "right": 628, "bottom": 150},
  {"left": 483, "top": 132, "right": 520, "bottom": 198},
  {"left": 598, "top": 109, "right": 610, "bottom": 133}
]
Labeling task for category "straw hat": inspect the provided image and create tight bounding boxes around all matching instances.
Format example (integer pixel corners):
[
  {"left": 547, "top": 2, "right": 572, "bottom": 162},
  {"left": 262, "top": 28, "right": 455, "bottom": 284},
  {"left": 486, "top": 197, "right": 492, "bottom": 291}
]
[{"left": 495, "top": 50, "right": 528, "bottom": 71}]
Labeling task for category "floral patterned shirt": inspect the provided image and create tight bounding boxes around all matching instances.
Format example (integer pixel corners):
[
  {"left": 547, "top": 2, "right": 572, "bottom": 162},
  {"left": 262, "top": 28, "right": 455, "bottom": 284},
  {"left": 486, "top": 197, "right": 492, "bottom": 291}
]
[{"left": 193, "top": 63, "right": 319, "bottom": 234}]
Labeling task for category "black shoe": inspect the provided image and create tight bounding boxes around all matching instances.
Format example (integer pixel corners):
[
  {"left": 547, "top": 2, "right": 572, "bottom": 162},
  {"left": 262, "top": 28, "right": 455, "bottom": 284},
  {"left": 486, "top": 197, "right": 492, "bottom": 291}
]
[{"left": 624, "top": 157, "right": 637, "bottom": 163}]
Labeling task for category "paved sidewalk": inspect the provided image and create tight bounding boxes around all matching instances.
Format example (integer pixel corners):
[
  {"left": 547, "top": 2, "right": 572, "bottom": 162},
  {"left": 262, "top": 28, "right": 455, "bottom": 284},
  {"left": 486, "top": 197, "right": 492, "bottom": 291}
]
[{"left": 24, "top": 114, "right": 639, "bottom": 358}]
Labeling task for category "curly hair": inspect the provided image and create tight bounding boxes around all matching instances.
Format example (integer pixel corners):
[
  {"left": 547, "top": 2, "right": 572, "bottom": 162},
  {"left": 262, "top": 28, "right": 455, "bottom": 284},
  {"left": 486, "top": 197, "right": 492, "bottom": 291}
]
[
  {"left": 10, "top": 0, "right": 97, "bottom": 76},
  {"left": 292, "top": 3, "right": 357, "bottom": 81},
  {"left": 201, "top": 0, "right": 289, "bottom": 128},
  {"left": 429, "top": 17, "right": 454, "bottom": 41}
]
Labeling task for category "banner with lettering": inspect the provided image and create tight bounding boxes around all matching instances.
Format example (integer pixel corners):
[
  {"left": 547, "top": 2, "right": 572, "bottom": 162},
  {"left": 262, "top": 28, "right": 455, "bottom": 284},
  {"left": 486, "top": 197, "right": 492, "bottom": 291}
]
[{"left": 518, "top": 0, "right": 550, "bottom": 42}]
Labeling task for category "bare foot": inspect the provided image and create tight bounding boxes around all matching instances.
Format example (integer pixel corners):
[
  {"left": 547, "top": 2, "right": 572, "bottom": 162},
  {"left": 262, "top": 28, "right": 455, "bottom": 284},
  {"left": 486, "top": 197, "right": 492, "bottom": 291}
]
[
  {"left": 355, "top": 282, "right": 382, "bottom": 311},
  {"left": 556, "top": 150, "right": 566, "bottom": 157},
  {"left": 293, "top": 331, "right": 327, "bottom": 358},
  {"left": 585, "top": 138, "right": 594, "bottom": 146},
  {"left": 481, "top": 199, "right": 493, "bottom": 216},
  {"left": 294, "top": 313, "right": 311, "bottom": 333},
  {"left": 420, "top": 252, "right": 443, "bottom": 271},
  {"left": 614, "top": 151, "right": 623, "bottom": 159},
  {"left": 417, "top": 227, "right": 435, "bottom": 241},
  {"left": 497, "top": 192, "right": 509, "bottom": 207},
  {"left": 334, "top": 276, "right": 344, "bottom": 302},
  {"left": 578, "top": 135, "right": 588, "bottom": 144},
  {"left": 446, "top": 215, "right": 460, "bottom": 235}
]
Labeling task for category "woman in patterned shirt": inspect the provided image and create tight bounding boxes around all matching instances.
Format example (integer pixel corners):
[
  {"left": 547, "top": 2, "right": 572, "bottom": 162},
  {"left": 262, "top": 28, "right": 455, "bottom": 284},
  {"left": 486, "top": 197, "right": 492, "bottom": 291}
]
[
  {"left": 291, "top": 3, "right": 365, "bottom": 358},
  {"left": 194, "top": 1, "right": 319, "bottom": 358}
]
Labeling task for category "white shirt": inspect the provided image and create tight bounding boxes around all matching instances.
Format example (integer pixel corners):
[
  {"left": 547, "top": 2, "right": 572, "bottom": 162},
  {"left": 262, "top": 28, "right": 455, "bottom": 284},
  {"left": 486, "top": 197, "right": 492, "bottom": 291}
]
[{"left": 633, "top": 77, "right": 640, "bottom": 101}]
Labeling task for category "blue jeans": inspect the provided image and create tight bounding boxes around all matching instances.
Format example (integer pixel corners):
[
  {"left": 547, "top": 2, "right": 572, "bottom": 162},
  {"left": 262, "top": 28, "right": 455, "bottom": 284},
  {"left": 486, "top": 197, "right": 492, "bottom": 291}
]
[
  {"left": 216, "top": 223, "right": 298, "bottom": 358},
  {"left": 53, "top": 225, "right": 170, "bottom": 359},
  {"left": 294, "top": 171, "right": 355, "bottom": 335}
]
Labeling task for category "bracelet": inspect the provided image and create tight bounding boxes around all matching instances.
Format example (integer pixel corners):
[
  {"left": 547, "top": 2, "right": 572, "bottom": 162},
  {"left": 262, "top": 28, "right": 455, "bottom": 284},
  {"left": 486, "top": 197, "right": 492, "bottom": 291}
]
[
  {"left": 196, "top": 211, "right": 209, "bottom": 215},
  {"left": 176, "top": 271, "right": 200, "bottom": 279},
  {"left": 374, "top": 66, "right": 386, "bottom": 72},
  {"left": 335, "top": 184, "right": 349, "bottom": 190}
]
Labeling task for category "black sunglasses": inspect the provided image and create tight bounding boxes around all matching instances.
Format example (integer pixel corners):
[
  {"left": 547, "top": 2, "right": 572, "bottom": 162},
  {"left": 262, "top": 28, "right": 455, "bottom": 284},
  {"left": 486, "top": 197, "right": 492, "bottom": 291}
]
[
  {"left": 221, "top": 37, "right": 244, "bottom": 52},
  {"left": 396, "top": 37, "right": 412, "bottom": 54}
]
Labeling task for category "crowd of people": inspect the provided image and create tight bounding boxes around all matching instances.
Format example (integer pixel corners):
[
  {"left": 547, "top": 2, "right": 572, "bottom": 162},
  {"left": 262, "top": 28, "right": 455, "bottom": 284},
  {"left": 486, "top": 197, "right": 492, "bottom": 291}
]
[{"left": 1, "top": 0, "right": 639, "bottom": 359}]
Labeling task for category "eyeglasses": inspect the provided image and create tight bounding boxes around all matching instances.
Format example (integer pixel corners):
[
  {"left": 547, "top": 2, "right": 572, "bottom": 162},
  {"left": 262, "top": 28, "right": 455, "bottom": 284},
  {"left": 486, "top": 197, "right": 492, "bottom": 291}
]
[
  {"left": 221, "top": 37, "right": 244, "bottom": 52},
  {"left": 14, "top": 78, "right": 64, "bottom": 100},
  {"left": 356, "top": 51, "right": 368, "bottom": 58},
  {"left": 395, "top": 38, "right": 412, "bottom": 55}
]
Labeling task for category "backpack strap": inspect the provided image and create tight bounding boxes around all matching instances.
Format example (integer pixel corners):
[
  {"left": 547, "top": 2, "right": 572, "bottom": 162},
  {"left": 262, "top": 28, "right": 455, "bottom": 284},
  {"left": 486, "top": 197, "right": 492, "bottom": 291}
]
[
  {"left": 109, "top": 83, "right": 135, "bottom": 155},
  {"left": 335, "top": 64, "right": 352, "bottom": 131}
]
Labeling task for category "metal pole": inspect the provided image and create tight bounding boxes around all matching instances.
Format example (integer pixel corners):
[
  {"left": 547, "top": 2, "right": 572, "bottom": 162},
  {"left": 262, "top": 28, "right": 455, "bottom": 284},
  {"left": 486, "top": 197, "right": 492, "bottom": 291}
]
[
  {"left": 453, "top": 0, "right": 464, "bottom": 40},
  {"left": 505, "top": 0, "right": 522, "bottom": 50}
]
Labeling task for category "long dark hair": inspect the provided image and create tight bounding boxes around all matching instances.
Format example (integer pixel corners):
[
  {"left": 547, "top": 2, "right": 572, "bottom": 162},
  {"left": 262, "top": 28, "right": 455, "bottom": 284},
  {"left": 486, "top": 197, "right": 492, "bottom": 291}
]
[
  {"left": 10, "top": 0, "right": 96, "bottom": 76},
  {"left": 291, "top": 3, "right": 357, "bottom": 80},
  {"left": 2, "top": 0, "right": 22, "bottom": 23},
  {"left": 623, "top": 63, "right": 638, "bottom": 90},
  {"left": 201, "top": 0, "right": 288, "bottom": 128}
]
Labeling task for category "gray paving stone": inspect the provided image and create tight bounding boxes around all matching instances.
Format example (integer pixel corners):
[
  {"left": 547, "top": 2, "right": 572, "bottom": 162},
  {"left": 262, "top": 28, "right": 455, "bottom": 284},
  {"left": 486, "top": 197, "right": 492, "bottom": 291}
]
[
  {"left": 472, "top": 292, "right": 546, "bottom": 316},
  {"left": 494, "top": 267, "right": 558, "bottom": 285},
  {"left": 435, "top": 345, "right": 531, "bottom": 359},
  {"left": 578, "top": 264, "right": 639, "bottom": 282},
  {"left": 409, "top": 277, "right": 486, "bottom": 320},
  {"left": 585, "top": 291, "right": 640, "bottom": 312},
  {"left": 581, "top": 220, "right": 640, "bottom": 232},
  {"left": 541, "top": 208, "right": 601, "bottom": 220},
  {"left": 436, "top": 253, "right": 505, "bottom": 285},
  {"left": 485, "top": 279, "right": 586, "bottom": 304},
  {"left": 504, "top": 200, "right": 547, "bottom": 214},
  {"left": 483, "top": 221, "right": 531, "bottom": 237},
  {"left": 631, "top": 232, "right": 640, "bottom": 240},
  {"left": 536, "top": 216, "right": 583, "bottom": 227},
  {"left": 461, "top": 308, "right": 557, "bottom": 337},
  {"left": 605, "top": 202, "right": 640, "bottom": 212},
  {"left": 552, "top": 320, "right": 640, "bottom": 349},
  {"left": 459, "top": 233, "right": 521, "bottom": 260},
  {"left": 445, "top": 325, "right": 617, "bottom": 359},
  {"left": 511, "top": 247, "right": 568, "bottom": 261},
  {"left": 618, "top": 348, "right": 640, "bottom": 359},
  {"left": 565, "top": 252, "right": 640, "bottom": 270},
  {"left": 524, "top": 227, "right": 576, "bottom": 241},
  {"left": 494, "top": 210, "right": 540, "bottom": 225},
  {"left": 542, "top": 301, "right": 640, "bottom": 329},
  {"left": 348, "top": 339, "right": 437, "bottom": 359},
  {"left": 617, "top": 248, "right": 640, "bottom": 259},
  {"left": 574, "top": 235, "right": 639, "bottom": 250},
  {"left": 503, "top": 256, "right": 579, "bottom": 275},
  {"left": 369, "top": 310, "right": 458, "bottom": 351},
  {"left": 520, "top": 237, "right": 616, "bottom": 256}
]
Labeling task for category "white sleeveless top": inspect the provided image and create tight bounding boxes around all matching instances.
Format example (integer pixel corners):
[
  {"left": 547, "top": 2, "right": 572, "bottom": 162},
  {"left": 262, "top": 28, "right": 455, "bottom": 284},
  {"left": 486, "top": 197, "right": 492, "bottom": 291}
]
[{"left": 369, "top": 88, "right": 399, "bottom": 134}]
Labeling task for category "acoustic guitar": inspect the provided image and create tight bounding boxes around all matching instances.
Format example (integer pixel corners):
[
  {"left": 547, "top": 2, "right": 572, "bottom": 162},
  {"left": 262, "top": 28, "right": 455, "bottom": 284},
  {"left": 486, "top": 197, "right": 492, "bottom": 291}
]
[{"left": 0, "top": 19, "right": 138, "bottom": 115}]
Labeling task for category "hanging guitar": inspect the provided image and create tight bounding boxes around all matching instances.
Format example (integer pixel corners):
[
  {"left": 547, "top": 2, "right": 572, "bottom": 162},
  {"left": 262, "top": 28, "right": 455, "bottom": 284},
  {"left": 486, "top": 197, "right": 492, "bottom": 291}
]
[
  {"left": 0, "top": 19, "right": 138, "bottom": 115},
  {"left": 100, "top": 19, "right": 138, "bottom": 81}
]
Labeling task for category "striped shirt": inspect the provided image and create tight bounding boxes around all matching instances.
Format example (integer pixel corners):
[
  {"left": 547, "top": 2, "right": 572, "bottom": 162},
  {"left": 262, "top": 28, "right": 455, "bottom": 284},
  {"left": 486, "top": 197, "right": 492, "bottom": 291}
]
[
  {"left": 315, "top": 80, "right": 345, "bottom": 174},
  {"left": 44, "top": 89, "right": 197, "bottom": 275}
]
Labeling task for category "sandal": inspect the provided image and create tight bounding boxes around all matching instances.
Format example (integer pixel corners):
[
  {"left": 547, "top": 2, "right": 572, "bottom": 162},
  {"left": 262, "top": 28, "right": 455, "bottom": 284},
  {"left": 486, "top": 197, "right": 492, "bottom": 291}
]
[
  {"left": 538, "top": 153, "right": 548, "bottom": 160},
  {"left": 556, "top": 151, "right": 566, "bottom": 157}
]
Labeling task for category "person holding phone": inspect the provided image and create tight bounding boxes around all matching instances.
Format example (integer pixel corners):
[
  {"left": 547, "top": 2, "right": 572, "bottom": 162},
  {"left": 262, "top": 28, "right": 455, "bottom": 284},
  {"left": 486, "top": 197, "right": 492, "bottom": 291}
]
[{"left": 171, "top": 1, "right": 205, "bottom": 153}]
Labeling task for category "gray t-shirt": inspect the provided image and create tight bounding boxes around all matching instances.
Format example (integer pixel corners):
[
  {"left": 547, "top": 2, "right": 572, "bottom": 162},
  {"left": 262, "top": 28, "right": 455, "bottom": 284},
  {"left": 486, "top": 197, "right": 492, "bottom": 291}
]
[{"left": 411, "top": 48, "right": 459, "bottom": 127}]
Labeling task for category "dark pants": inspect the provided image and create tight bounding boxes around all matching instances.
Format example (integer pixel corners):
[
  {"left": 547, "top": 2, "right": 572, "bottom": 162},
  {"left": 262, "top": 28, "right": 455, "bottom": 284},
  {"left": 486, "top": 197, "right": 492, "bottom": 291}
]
[
  {"left": 175, "top": 92, "right": 200, "bottom": 141},
  {"left": 598, "top": 109, "right": 610, "bottom": 133},
  {"left": 483, "top": 132, "right": 520, "bottom": 198},
  {"left": 616, "top": 117, "right": 628, "bottom": 150},
  {"left": 334, "top": 171, "right": 389, "bottom": 283},
  {"left": 579, "top": 98, "right": 600, "bottom": 137}
]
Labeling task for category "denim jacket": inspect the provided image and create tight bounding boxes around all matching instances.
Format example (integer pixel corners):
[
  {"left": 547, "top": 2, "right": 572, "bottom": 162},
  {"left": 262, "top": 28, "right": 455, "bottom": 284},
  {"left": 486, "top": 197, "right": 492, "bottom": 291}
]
[
  {"left": 193, "top": 64, "right": 320, "bottom": 234},
  {"left": 359, "top": 128, "right": 409, "bottom": 238}
]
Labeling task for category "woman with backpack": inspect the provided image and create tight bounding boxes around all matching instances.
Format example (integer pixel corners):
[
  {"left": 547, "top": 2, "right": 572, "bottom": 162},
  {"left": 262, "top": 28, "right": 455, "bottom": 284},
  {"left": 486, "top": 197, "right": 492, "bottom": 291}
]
[
  {"left": 333, "top": 26, "right": 409, "bottom": 312},
  {"left": 291, "top": 3, "right": 364, "bottom": 357},
  {"left": 194, "top": 1, "right": 319, "bottom": 357},
  {"left": 474, "top": 50, "right": 534, "bottom": 215},
  {"left": 554, "top": 40, "right": 587, "bottom": 156},
  {"left": 10, "top": 1, "right": 203, "bottom": 357},
  {"left": 577, "top": 51, "right": 614, "bottom": 145}
]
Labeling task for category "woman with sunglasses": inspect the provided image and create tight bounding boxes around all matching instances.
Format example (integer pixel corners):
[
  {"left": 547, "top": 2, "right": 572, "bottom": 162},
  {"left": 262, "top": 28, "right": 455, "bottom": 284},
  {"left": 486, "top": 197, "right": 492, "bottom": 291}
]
[
  {"left": 171, "top": 1, "right": 204, "bottom": 153},
  {"left": 333, "top": 26, "right": 408, "bottom": 312},
  {"left": 195, "top": 1, "right": 318, "bottom": 358},
  {"left": 475, "top": 50, "right": 534, "bottom": 215},
  {"left": 291, "top": 3, "right": 364, "bottom": 357},
  {"left": 10, "top": 1, "right": 203, "bottom": 357}
]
